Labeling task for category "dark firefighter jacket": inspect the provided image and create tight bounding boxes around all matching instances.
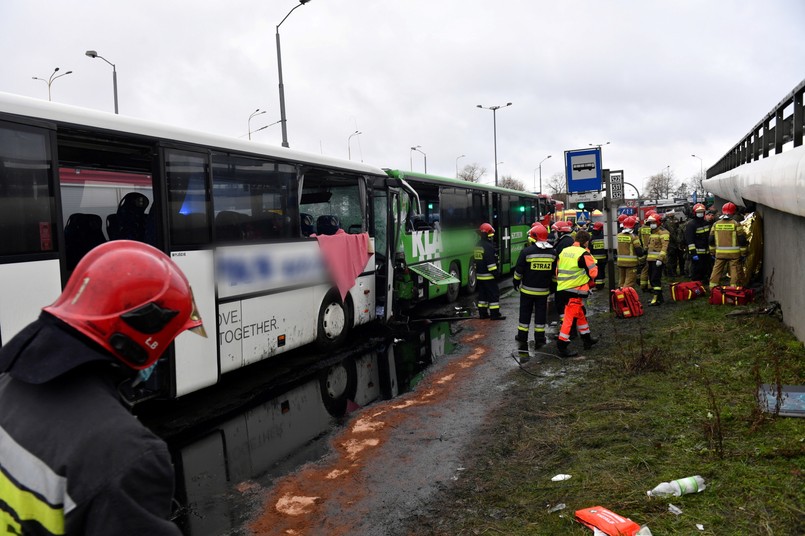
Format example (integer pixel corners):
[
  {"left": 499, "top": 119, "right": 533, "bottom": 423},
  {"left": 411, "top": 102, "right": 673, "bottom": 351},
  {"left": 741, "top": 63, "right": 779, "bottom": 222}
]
[
  {"left": 474, "top": 237, "right": 499, "bottom": 281},
  {"left": 513, "top": 242, "right": 557, "bottom": 296},
  {"left": 0, "top": 314, "right": 181, "bottom": 536},
  {"left": 684, "top": 217, "right": 711, "bottom": 255},
  {"left": 590, "top": 229, "right": 607, "bottom": 262}
]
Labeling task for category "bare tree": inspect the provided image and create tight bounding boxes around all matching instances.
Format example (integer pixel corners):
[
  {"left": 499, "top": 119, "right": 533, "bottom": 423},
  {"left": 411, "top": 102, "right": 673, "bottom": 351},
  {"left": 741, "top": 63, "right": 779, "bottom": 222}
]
[
  {"left": 458, "top": 163, "right": 486, "bottom": 183},
  {"left": 644, "top": 170, "right": 675, "bottom": 200},
  {"left": 672, "top": 181, "right": 690, "bottom": 199},
  {"left": 544, "top": 171, "right": 567, "bottom": 195},
  {"left": 498, "top": 175, "right": 525, "bottom": 191}
]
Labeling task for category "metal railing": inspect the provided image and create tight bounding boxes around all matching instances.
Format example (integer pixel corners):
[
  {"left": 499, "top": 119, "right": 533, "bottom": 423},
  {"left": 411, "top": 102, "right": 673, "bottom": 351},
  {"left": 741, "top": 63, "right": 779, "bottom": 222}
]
[{"left": 708, "top": 78, "right": 804, "bottom": 178}]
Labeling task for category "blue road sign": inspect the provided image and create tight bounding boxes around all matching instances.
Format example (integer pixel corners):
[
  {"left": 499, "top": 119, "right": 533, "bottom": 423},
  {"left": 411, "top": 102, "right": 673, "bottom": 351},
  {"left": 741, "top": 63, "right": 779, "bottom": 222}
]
[{"left": 565, "top": 148, "right": 602, "bottom": 193}]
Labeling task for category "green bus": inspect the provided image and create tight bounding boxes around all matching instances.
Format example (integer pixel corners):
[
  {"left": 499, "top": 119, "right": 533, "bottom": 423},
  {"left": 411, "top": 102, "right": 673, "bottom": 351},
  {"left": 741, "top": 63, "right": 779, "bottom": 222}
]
[{"left": 384, "top": 170, "right": 555, "bottom": 309}]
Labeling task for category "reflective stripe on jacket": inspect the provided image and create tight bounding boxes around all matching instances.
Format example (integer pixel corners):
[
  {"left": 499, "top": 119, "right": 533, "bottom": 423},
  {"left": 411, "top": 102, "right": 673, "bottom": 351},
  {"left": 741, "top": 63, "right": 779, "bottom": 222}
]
[
  {"left": 616, "top": 232, "right": 643, "bottom": 267},
  {"left": 709, "top": 218, "right": 747, "bottom": 259},
  {"left": 514, "top": 243, "right": 556, "bottom": 296},
  {"left": 556, "top": 244, "right": 598, "bottom": 295},
  {"left": 685, "top": 218, "right": 711, "bottom": 254},
  {"left": 474, "top": 238, "right": 498, "bottom": 280},
  {"left": 646, "top": 228, "right": 670, "bottom": 262}
]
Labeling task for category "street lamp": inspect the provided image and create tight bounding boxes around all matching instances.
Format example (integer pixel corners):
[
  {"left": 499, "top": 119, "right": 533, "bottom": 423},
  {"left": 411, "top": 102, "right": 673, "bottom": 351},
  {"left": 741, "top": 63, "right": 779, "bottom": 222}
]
[
  {"left": 411, "top": 146, "right": 427, "bottom": 173},
  {"left": 245, "top": 119, "right": 282, "bottom": 139},
  {"left": 477, "top": 102, "right": 512, "bottom": 187},
  {"left": 276, "top": 0, "right": 312, "bottom": 148},
  {"left": 535, "top": 154, "right": 552, "bottom": 193},
  {"left": 85, "top": 50, "right": 118, "bottom": 114},
  {"left": 32, "top": 67, "right": 73, "bottom": 102},
  {"left": 691, "top": 154, "right": 703, "bottom": 198},
  {"left": 455, "top": 154, "right": 466, "bottom": 178},
  {"left": 348, "top": 130, "right": 361, "bottom": 160},
  {"left": 248, "top": 109, "right": 267, "bottom": 140},
  {"left": 589, "top": 141, "right": 610, "bottom": 149}
]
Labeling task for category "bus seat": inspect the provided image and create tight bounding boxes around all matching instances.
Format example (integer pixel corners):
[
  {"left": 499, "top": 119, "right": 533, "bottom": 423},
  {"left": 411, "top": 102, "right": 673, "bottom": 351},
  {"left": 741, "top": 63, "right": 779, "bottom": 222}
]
[
  {"left": 215, "top": 211, "right": 245, "bottom": 241},
  {"left": 316, "top": 214, "right": 340, "bottom": 236},
  {"left": 300, "top": 213, "right": 315, "bottom": 236},
  {"left": 106, "top": 213, "right": 119, "bottom": 240},
  {"left": 347, "top": 224, "right": 363, "bottom": 234},
  {"left": 65, "top": 213, "right": 106, "bottom": 270},
  {"left": 110, "top": 192, "right": 150, "bottom": 241}
]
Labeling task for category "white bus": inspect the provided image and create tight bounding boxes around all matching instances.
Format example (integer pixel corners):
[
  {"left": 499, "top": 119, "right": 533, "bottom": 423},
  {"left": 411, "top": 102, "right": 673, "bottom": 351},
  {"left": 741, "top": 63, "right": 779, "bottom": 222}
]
[{"left": 0, "top": 92, "right": 414, "bottom": 403}]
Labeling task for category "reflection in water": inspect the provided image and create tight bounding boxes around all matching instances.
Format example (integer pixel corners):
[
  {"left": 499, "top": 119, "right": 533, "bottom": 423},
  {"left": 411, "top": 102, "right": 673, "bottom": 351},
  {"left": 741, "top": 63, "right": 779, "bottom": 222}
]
[{"left": 170, "top": 320, "right": 457, "bottom": 535}]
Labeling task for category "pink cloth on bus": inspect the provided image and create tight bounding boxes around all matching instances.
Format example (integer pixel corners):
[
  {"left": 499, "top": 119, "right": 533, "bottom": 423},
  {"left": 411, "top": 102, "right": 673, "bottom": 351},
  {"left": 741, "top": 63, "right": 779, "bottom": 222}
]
[{"left": 314, "top": 230, "right": 371, "bottom": 301}]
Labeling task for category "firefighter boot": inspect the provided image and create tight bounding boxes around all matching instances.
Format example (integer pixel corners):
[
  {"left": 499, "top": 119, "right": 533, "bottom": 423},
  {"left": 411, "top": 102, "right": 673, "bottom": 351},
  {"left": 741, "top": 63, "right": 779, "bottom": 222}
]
[
  {"left": 490, "top": 310, "right": 506, "bottom": 321},
  {"left": 478, "top": 307, "right": 489, "bottom": 319},
  {"left": 581, "top": 333, "right": 599, "bottom": 350},
  {"left": 556, "top": 339, "right": 578, "bottom": 358},
  {"left": 534, "top": 334, "right": 547, "bottom": 350},
  {"left": 650, "top": 291, "right": 663, "bottom": 306},
  {"left": 516, "top": 340, "right": 530, "bottom": 364}
]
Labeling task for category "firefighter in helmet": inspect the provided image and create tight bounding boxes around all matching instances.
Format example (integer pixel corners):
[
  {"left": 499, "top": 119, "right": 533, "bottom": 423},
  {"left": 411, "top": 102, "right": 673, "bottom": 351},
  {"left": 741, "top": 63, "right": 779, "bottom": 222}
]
[
  {"left": 708, "top": 201, "right": 748, "bottom": 288},
  {"left": 589, "top": 221, "right": 607, "bottom": 288},
  {"left": 551, "top": 221, "right": 576, "bottom": 328},
  {"left": 555, "top": 230, "right": 598, "bottom": 357},
  {"left": 646, "top": 213, "right": 670, "bottom": 305},
  {"left": 0, "top": 241, "right": 206, "bottom": 535},
  {"left": 512, "top": 223, "right": 557, "bottom": 362},
  {"left": 638, "top": 210, "right": 656, "bottom": 291},
  {"left": 685, "top": 202, "right": 713, "bottom": 284},
  {"left": 474, "top": 222, "right": 505, "bottom": 320},
  {"left": 616, "top": 216, "right": 644, "bottom": 289}
]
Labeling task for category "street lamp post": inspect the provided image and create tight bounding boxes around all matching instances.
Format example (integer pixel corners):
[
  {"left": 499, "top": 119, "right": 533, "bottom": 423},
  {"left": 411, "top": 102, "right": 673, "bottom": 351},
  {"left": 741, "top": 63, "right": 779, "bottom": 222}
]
[
  {"left": 455, "top": 154, "right": 466, "bottom": 178},
  {"left": 85, "top": 51, "right": 118, "bottom": 114},
  {"left": 536, "top": 154, "right": 552, "bottom": 193},
  {"left": 248, "top": 119, "right": 282, "bottom": 138},
  {"left": 477, "top": 102, "right": 512, "bottom": 187},
  {"left": 32, "top": 67, "right": 73, "bottom": 102},
  {"left": 276, "top": 0, "right": 311, "bottom": 148},
  {"left": 589, "top": 141, "right": 610, "bottom": 149},
  {"left": 248, "top": 109, "right": 266, "bottom": 140},
  {"left": 348, "top": 130, "right": 361, "bottom": 160},
  {"left": 411, "top": 146, "right": 427, "bottom": 173},
  {"left": 691, "top": 154, "right": 703, "bottom": 198}
]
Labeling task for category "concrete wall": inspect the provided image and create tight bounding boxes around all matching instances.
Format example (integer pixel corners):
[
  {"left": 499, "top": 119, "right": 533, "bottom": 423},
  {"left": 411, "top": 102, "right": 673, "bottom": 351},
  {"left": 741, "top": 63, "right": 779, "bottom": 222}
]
[{"left": 756, "top": 204, "right": 805, "bottom": 341}]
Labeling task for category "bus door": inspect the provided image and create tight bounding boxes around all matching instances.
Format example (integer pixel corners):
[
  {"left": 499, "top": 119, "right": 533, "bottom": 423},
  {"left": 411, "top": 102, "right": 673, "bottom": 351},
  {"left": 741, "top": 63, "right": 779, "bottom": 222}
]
[
  {"left": 372, "top": 177, "right": 410, "bottom": 322},
  {"left": 162, "top": 147, "right": 219, "bottom": 398}
]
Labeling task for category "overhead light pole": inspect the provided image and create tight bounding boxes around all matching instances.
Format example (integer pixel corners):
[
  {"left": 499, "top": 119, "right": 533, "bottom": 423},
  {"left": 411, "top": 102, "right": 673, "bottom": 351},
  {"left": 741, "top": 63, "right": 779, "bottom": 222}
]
[
  {"left": 32, "top": 67, "right": 73, "bottom": 102},
  {"left": 691, "top": 154, "right": 703, "bottom": 198},
  {"left": 477, "top": 102, "right": 512, "bottom": 187},
  {"left": 536, "top": 154, "right": 552, "bottom": 193},
  {"left": 248, "top": 109, "right": 267, "bottom": 140},
  {"left": 348, "top": 130, "right": 361, "bottom": 160},
  {"left": 589, "top": 141, "right": 610, "bottom": 149},
  {"left": 411, "top": 145, "right": 427, "bottom": 173},
  {"left": 276, "top": 0, "right": 312, "bottom": 148},
  {"left": 455, "top": 154, "right": 466, "bottom": 178},
  {"left": 85, "top": 50, "right": 118, "bottom": 114}
]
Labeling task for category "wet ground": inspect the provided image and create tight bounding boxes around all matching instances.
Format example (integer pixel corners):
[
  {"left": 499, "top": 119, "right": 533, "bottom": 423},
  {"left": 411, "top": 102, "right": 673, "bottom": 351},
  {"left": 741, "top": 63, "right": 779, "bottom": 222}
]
[{"left": 138, "top": 283, "right": 607, "bottom": 535}]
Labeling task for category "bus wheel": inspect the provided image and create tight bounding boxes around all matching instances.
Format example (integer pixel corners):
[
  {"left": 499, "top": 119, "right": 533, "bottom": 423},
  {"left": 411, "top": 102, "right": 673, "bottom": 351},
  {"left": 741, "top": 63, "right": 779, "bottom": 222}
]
[
  {"left": 446, "top": 262, "right": 461, "bottom": 303},
  {"left": 319, "top": 357, "right": 357, "bottom": 416},
  {"left": 316, "top": 289, "right": 349, "bottom": 347},
  {"left": 464, "top": 262, "right": 478, "bottom": 294}
]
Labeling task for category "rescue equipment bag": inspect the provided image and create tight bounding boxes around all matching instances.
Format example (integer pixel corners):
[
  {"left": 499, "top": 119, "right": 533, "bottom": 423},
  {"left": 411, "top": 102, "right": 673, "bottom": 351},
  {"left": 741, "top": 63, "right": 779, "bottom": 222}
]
[
  {"left": 670, "top": 281, "right": 707, "bottom": 301},
  {"left": 610, "top": 287, "right": 643, "bottom": 318},
  {"left": 708, "top": 285, "right": 754, "bottom": 305}
]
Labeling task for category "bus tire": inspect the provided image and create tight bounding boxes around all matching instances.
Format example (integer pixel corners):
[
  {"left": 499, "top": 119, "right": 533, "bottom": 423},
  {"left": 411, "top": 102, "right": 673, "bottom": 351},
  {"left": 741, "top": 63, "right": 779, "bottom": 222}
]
[
  {"left": 445, "top": 262, "right": 461, "bottom": 303},
  {"left": 464, "top": 262, "right": 478, "bottom": 294},
  {"left": 319, "top": 357, "right": 357, "bottom": 416},
  {"left": 316, "top": 289, "right": 350, "bottom": 348}
]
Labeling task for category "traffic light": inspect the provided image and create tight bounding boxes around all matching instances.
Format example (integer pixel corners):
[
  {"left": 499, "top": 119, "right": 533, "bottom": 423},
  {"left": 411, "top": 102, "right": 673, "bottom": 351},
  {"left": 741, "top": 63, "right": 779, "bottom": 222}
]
[{"left": 578, "top": 203, "right": 585, "bottom": 209}]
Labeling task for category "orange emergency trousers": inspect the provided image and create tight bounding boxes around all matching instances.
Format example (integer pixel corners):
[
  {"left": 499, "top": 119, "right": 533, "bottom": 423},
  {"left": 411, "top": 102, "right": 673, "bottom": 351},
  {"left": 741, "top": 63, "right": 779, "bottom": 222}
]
[{"left": 556, "top": 245, "right": 597, "bottom": 343}]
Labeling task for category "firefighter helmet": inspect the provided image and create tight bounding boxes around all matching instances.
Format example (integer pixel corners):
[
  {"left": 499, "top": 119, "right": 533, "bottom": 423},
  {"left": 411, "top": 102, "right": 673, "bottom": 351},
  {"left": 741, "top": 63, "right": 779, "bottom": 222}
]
[
  {"left": 646, "top": 214, "right": 660, "bottom": 225},
  {"left": 623, "top": 216, "right": 637, "bottom": 229},
  {"left": 529, "top": 223, "right": 549, "bottom": 242},
  {"left": 479, "top": 222, "right": 495, "bottom": 236},
  {"left": 721, "top": 202, "right": 737, "bottom": 215},
  {"left": 555, "top": 220, "right": 573, "bottom": 233},
  {"left": 692, "top": 203, "right": 706, "bottom": 214},
  {"left": 617, "top": 213, "right": 628, "bottom": 224},
  {"left": 592, "top": 221, "right": 604, "bottom": 231},
  {"left": 44, "top": 240, "right": 205, "bottom": 371}
]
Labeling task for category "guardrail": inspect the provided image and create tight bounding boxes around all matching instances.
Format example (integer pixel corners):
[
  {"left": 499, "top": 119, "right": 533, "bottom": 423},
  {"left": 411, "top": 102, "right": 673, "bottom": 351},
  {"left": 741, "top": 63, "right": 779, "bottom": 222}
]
[{"left": 707, "top": 79, "right": 804, "bottom": 178}]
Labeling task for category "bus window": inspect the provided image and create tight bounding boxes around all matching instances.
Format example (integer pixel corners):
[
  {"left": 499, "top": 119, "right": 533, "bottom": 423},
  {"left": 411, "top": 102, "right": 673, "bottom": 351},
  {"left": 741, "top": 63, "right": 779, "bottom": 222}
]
[
  {"left": 211, "top": 153, "right": 296, "bottom": 242},
  {"left": 167, "top": 149, "right": 211, "bottom": 246},
  {"left": 0, "top": 123, "right": 56, "bottom": 256},
  {"left": 300, "top": 170, "right": 365, "bottom": 236}
]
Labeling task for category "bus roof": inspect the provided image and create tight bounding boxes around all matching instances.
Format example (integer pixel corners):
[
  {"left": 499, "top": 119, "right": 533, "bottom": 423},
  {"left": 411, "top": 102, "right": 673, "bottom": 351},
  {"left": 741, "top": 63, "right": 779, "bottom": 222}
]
[
  {"left": 0, "top": 92, "right": 388, "bottom": 177},
  {"left": 384, "top": 169, "right": 542, "bottom": 198}
]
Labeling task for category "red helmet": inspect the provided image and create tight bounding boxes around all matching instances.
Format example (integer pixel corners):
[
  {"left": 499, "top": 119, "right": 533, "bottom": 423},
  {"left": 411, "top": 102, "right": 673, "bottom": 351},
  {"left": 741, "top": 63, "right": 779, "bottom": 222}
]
[
  {"left": 529, "top": 223, "right": 549, "bottom": 242},
  {"left": 592, "top": 221, "right": 604, "bottom": 231},
  {"left": 693, "top": 203, "right": 706, "bottom": 214},
  {"left": 646, "top": 214, "right": 660, "bottom": 225},
  {"left": 479, "top": 222, "right": 495, "bottom": 236},
  {"left": 617, "top": 214, "right": 628, "bottom": 224},
  {"left": 623, "top": 216, "right": 638, "bottom": 229},
  {"left": 556, "top": 220, "right": 573, "bottom": 233},
  {"left": 44, "top": 241, "right": 205, "bottom": 370},
  {"left": 721, "top": 202, "right": 737, "bottom": 215}
]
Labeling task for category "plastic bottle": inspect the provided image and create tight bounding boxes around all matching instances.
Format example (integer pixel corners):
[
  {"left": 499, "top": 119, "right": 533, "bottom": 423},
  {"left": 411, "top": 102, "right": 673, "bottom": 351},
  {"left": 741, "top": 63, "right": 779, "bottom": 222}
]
[{"left": 647, "top": 475, "right": 706, "bottom": 497}]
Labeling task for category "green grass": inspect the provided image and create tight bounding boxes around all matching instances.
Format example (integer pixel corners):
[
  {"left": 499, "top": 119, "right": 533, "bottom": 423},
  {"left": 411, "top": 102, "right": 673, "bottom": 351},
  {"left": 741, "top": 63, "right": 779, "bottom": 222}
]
[{"left": 413, "top": 298, "right": 805, "bottom": 535}]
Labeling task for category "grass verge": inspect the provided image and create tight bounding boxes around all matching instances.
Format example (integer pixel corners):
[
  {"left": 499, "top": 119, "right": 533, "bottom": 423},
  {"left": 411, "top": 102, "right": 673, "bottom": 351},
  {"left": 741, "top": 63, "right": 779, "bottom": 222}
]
[{"left": 408, "top": 292, "right": 804, "bottom": 535}]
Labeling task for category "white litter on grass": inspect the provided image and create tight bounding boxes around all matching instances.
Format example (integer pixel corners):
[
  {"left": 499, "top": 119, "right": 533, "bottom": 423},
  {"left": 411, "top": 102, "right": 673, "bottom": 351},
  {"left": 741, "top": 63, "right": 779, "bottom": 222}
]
[
  {"left": 668, "top": 504, "right": 683, "bottom": 515},
  {"left": 696, "top": 524, "right": 705, "bottom": 531},
  {"left": 551, "top": 474, "right": 572, "bottom": 481},
  {"left": 548, "top": 503, "right": 566, "bottom": 513}
]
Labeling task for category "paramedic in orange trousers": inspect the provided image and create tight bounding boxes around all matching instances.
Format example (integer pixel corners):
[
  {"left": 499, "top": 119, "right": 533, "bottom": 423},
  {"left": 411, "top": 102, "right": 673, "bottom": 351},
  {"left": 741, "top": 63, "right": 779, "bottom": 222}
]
[
  {"left": 555, "top": 230, "right": 598, "bottom": 357},
  {"left": 550, "top": 221, "right": 576, "bottom": 330},
  {"left": 474, "top": 222, "right": 505, "bottom": 320},
  {"left": 0, "top": 241, "right": 206, "bottom": 535}
]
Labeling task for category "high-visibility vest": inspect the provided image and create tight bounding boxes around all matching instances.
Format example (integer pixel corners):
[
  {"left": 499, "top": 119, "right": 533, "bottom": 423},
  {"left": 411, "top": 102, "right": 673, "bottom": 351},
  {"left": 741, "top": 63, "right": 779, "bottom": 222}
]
[{"left": 556, "top": 245, "right": 595, "bottom": 293}]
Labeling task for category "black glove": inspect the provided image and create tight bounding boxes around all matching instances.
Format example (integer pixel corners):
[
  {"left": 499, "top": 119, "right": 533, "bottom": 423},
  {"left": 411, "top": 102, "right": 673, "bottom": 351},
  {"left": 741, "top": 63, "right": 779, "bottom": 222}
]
[{"left": 513, "top": 279, "right": 521, "bottom": 291}]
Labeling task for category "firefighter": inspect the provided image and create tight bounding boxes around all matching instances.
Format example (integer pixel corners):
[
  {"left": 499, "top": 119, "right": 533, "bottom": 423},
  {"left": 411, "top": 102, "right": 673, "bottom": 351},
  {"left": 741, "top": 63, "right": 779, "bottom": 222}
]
[
  {"left": 663, "top": 214, "right": 680, "bottom": 277},
  {"left": 512, "top": 223, "right": 557, "bottom": 362},
  {"left": 474, "top": 222, "right": 505, "bottom": 320},
  {"left": 616, "top": 216, "right": 644, "bottom": 289},
  {"left": 555, "top": 230, "right": 598, "bottom": 357},
  {"left": 638, "top": 210, "right": 656, "bottom": 292},
  {"left": 590, "top": 221, "right": 607, "bottom": 288},
  {"left": 0, "top": 241, "right": 206, "bottom": 535},
  {"left": 645, "top": 213, "right": 670, "bottom": 305},
  {"left": 616, "top": 213, "right": 628, "bottom": 231},
  {"left": 708, "top": 201, "right": 748, "bottom": 288},
  {"left": 685, "top": 202, "right": 712, "bottom": 284},
  {"left": 551, "top": 221, "right": 576, "bottom": 327}
]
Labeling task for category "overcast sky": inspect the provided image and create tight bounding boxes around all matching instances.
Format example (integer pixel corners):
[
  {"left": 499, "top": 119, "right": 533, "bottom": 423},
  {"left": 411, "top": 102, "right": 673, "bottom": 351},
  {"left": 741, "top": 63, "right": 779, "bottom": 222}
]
[{"left": 3, "top": 0, "right": 804, "bottom": 196}]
